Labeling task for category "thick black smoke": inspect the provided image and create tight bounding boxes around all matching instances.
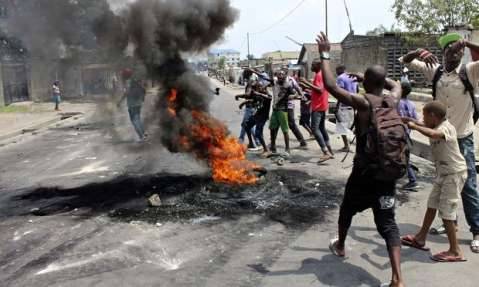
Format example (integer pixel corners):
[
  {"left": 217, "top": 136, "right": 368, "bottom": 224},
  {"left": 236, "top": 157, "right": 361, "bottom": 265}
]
[
  {"left": 107, "top": 0, "right": 239, "bottom": 152},
  {"left": 5, "top": 0, "right": 113, "bottom": 59}
]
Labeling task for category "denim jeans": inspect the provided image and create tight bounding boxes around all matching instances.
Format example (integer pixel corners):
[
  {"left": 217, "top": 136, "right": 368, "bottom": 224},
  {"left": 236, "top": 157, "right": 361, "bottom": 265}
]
[
  {"left": 128, "top": 106, "right": 145, "bottom": 140},
  {"left": 311, "top": 111, "right": 330, "bottom": 150},
  {"left": 288, "top": 109, "right": 306, "bottom": 145},
  {"left": 407, "top": 164, "right": 417, "bottom": 183},
  {"left": 240, "top": 107, "right": 256, "bottom": 142},
  {"left": 254, "top": 117, "right": 267, "bottom": 144},
  {"left": 458, "top": 134, "right": 479, "bottom": 235}
]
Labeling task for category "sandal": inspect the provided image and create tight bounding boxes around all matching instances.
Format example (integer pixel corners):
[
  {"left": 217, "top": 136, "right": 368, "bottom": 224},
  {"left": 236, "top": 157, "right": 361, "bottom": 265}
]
[
  {"left": 318, "top": 154, "right": 334, "bottom": 164},
  {"left": 329, "top": 238, "right": 346, "bottom": 257},
  {"left": 431, "top": 251, "right": 467, "bottom": 262},
  {"left": 401, "top": 235, "right": 430, "bottom": 251},
  {"left": 470, "top": 240, "right": 479, "bottom": 253}
]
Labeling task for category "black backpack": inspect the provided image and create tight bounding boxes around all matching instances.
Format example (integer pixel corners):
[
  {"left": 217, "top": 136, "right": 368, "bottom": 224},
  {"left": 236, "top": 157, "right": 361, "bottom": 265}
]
[{"left": 432, "top": 64, "right": 479, "bottom": 123}]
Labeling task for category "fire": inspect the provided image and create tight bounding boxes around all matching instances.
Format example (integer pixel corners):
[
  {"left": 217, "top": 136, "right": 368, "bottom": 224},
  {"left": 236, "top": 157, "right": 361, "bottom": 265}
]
[
  {"left": 167, "top": 89, "right": 259, "bottom": 184},
  {"left": 167, "top": 89, "right": 178, "bottom": 116}
]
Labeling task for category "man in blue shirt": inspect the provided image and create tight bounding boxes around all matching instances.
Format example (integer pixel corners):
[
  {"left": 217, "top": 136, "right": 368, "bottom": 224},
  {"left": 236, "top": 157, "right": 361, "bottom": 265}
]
[
  {"left": 335, "top": 65, "right": 357, "bottom": 152},
  {"left": 398, "top": 80, "right": 419, "bottom": 191}
]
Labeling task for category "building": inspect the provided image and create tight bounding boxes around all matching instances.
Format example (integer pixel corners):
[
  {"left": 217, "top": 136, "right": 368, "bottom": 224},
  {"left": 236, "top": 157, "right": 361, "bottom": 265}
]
[
  {"left": 297, "top": 43, "right": 342, "bottom": 79},
  {"left": 340, "top": 32, "right": 442, "bottom": 86},
  {"left": 262, "top": 50, "right": 300, "bottom": 65},
  {"left": 208, "top": 49, "right": 241, "bottom": 69},
  {"left": 0, "top": 0, "right": 119, "bottom": 106}
]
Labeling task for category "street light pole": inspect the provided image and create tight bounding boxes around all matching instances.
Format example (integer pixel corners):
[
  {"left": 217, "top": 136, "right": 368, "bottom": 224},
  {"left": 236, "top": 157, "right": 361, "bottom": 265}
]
[
  {"left": 247, "top": 32, "right": 251, "bottom": 67},
  {"left": 325, "top": 0, "right": 328, "bottom": 36}
]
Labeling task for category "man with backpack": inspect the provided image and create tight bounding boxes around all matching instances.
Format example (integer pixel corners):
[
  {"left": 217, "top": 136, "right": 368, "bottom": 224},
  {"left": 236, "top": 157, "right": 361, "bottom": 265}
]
[
  {"left": 317, "top": 32, "right": 406, "bottom": 287},
  {"left": 400, "top": 33, "right": 479, "bottom": 253}
]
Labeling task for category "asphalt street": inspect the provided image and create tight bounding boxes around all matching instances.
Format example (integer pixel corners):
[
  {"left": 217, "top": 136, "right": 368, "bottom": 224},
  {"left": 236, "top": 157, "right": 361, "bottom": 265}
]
[{"left": 0, "top": 78, "right": 478, "bottom": 287}]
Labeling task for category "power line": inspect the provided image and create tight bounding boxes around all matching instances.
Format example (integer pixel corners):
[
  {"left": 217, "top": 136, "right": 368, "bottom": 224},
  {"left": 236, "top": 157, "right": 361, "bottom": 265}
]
[{"left": 250, "top": 0, "right": 307, "bottom": 35}]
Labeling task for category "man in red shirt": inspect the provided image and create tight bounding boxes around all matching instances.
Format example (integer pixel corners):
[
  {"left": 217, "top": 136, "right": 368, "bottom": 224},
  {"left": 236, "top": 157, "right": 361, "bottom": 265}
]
[{"left": 300, "top": 59, "right": 334, "bottom": 163}]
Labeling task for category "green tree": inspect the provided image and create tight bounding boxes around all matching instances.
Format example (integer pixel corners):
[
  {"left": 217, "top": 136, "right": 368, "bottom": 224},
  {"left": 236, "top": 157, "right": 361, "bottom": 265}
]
[
  {"left": 392, "top": 0, "right": 479, "bottom": 33},
  {"left": 218, "top": 56, "right": 226, "bottom": 70}
]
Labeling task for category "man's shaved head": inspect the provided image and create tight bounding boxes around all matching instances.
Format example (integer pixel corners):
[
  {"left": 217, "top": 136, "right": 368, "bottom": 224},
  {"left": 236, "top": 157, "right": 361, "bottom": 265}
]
[{"left": 364, "top": 65, "right": 387, "bottom": 93}]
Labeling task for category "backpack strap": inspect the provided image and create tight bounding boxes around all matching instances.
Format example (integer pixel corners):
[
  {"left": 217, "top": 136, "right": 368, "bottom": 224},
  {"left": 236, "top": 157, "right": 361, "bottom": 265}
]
[
  {"left": 459, "top": 64, "right": 479, "bottom": 123},
  {"left": 432, "top": 65, "right": 444, "bottom": 100}
]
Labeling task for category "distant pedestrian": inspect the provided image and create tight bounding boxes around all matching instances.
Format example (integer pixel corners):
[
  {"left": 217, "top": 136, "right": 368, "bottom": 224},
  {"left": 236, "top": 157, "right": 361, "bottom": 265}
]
[
  {"left": 402, "top": 101, "right": 467, "bottom": 263},
  {"left": 300, "top": 59, "right": 334, "bottom": 163},
  {"left": 119, "top": 69, "right": 146, "bottom": 142},
  {"left": 335, "top": 65, "right": 357, "bottom": 152},
  {"left": 52, "top": 81, "right": 61, "bottom": 111},
  {"left": 398, "top": 80, "right": 419, "bottom": 191}
]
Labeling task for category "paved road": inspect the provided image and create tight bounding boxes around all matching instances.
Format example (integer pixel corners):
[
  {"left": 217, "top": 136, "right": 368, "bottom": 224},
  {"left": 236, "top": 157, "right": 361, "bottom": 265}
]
[{"left": 0, "top": 78, "right": 478, "bottom": 287}]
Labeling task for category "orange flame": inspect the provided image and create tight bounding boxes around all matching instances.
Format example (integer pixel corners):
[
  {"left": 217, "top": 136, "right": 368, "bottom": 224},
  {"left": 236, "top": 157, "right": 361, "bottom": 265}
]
[
  {"left": 167, "top": 89, "right": 177, "bottom": 117},
  {"left": 167, "top": 89, "right": 259, "bottom": 185}
]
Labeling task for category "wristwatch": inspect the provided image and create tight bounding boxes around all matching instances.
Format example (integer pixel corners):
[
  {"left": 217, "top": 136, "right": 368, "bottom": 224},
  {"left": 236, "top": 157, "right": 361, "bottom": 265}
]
[{"left": 320, "top": 52, "right": 331, "bottom": 60}]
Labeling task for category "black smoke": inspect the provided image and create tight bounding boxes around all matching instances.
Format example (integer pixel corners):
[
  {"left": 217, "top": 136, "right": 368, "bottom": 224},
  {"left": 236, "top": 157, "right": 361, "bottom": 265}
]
[{"left": 102, "top": 0, "right": 239, "bottom": 153}]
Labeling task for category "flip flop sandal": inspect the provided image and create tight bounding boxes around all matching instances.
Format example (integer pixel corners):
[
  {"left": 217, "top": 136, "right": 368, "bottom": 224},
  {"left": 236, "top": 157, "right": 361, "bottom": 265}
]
[
  {"left": 401, "top": 235, "right": 430, "bottom": 251},
  {"left": 329, "top": 238, "right": 346, "bottom": 257},
  {"left": 431, "top": 251, "right": 467, "bottom": 263},
  {"left": 318, "top": 155, "right": 334, "bottom": 164},
  {"left": 470, "top": 240, "right": 479, "bottom": 253}
]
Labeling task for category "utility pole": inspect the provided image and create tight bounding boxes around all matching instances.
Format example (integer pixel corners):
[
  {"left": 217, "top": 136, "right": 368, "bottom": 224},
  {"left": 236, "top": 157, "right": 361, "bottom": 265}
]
[
  {"left": 247, "top": 32, "right": 251, "bottom": 67},
  {"left": 325, "top": 0, "right": 328, "bottom": 36}
]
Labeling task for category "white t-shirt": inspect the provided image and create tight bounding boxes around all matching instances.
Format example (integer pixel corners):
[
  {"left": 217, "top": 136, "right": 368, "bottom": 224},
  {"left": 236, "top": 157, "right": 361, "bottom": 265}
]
[{"left": 430, "top": 120, "right": 467, "bottom": 176}]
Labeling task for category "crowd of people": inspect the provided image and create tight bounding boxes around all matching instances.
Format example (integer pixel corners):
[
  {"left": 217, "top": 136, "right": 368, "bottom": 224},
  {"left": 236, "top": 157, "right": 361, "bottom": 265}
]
[
  {"left": 235, "top": 60, "right": 356, "bottom": 163},
  {"left": 235, "top": 31, "right": 479, "bottom": 287}
]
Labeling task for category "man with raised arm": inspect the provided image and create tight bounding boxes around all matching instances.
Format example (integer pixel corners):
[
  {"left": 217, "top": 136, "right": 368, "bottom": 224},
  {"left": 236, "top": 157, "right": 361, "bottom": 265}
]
[
  {"left": 316, "top": 32, "right": 405, "bottom": 287},
  {"left": 399, "top": 33, "right": 479, "bottom": 253}
]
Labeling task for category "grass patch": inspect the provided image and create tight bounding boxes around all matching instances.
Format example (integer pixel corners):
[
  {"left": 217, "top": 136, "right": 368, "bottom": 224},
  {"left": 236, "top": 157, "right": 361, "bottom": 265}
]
[{"left": 0, "top": 105, "right": 30, "bottom": 113}]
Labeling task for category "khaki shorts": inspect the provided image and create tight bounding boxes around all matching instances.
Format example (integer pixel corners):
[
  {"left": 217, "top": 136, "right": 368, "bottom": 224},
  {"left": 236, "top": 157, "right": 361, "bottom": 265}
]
[
  {"left": 269, "top": 110, "right": 289, "bottom": 133},
  {"left": 427, "top": 171, "right": 467, "bottom": 220}
]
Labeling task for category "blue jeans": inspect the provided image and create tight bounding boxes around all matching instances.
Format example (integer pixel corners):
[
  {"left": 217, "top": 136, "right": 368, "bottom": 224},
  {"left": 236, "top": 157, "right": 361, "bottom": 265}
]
[
  {"left": 240, "top": 107, "right": 258, "bottom": 144},
  {"left": 407, "top": 164, "right": 417, "bottom": 183},
  {"left": 254, "top": 117, "right": 267, "bottom": 144},
  {"left": 311, "top": 111, "right": 330, "bottom": 150},
  {"left": 458, "top": 134, "right": 479, "bottom": 235},
  {"left": 128, "top": 106, "right": 145, "bottom": 140}
]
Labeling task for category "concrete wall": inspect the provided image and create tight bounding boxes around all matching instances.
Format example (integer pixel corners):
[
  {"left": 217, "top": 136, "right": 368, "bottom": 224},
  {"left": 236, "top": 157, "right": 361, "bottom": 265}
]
[
  {"left": 341, "top": 37, "right": 386, "bottom": 74},
  {"left": 0, "top": 63, "right": 4, "bottom": 106}
]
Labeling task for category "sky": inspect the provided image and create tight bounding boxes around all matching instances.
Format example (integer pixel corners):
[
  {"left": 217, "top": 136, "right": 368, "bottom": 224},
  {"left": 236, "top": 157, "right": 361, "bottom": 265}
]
[{"left": 215, "top": 0, "right": 398, "bottom": 58}]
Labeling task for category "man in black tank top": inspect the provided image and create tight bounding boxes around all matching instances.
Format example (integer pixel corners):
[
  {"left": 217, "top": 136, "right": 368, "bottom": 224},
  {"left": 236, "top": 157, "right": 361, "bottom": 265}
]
[{"left": 316, "top": 32, "right": 405, "bottom": 287}]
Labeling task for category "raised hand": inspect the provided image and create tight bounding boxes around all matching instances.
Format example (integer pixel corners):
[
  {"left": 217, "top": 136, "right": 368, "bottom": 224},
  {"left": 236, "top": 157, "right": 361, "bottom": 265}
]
[
  {"left": 417, "top": 48, "right": 439, "bottom": 68},
  {"left": 316, "top": 32, "right": 331, "bottom": 53}
]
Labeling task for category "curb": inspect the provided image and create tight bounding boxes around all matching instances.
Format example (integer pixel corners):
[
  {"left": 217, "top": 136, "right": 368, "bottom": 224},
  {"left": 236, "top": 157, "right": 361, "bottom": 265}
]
[{"left": 0, "top": 113, "right": 86, "bottom": 143}]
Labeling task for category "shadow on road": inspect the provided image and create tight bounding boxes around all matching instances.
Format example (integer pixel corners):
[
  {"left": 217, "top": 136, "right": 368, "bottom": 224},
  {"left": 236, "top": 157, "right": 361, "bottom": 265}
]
[{"left": 249, "top": 255, "right": 381, "bottom": 286}]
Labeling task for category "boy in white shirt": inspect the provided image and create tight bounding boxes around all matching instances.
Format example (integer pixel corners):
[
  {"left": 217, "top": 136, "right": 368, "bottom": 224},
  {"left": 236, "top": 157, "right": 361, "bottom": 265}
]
[{"left": 402, "top": 101, "right": 467, "bottom": 262}]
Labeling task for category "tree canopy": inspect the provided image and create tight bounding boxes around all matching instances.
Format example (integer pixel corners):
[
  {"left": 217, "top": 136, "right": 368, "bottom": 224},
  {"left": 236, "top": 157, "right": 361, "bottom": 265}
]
[{"left": 392, "top": 0, "right": 479, "bottom": 33}]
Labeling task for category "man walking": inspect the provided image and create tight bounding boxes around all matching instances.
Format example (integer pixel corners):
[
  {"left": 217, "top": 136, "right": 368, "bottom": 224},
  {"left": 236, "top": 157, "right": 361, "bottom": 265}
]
[
  {"left": 400, "top": 33, "right": 479, "bottom": 253},
  {"left": 335, "top": 65, "right": 357, "bottom": 152},
  {"left": 119, "top": 68, "right": 147, "bottom": 142},
  {"left": 317, "top": 32, "right": 405, "bottom": 287}
]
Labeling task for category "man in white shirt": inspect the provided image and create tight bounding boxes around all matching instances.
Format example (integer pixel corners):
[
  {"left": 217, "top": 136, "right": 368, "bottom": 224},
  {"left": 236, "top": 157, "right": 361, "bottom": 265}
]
[{"left": 400, "top": 33, "right": 479, "bottom": 253}]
